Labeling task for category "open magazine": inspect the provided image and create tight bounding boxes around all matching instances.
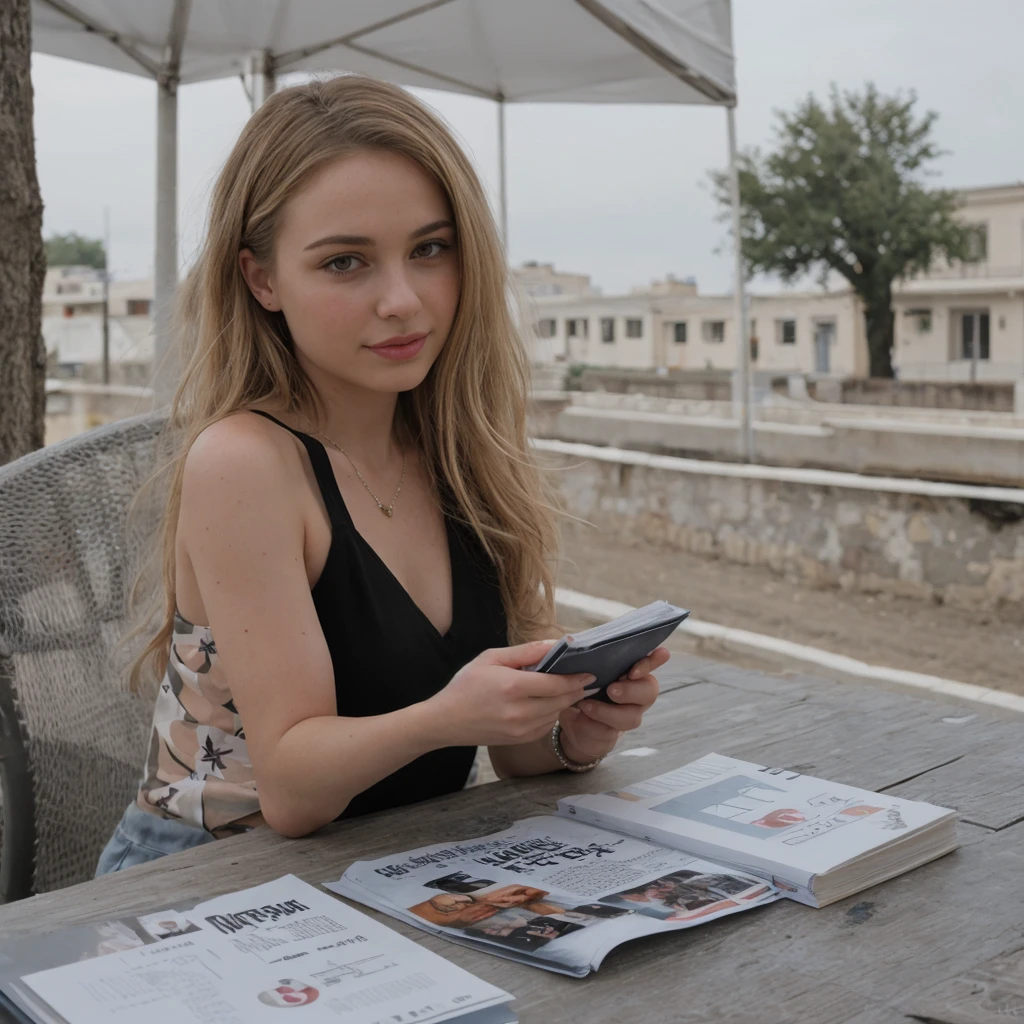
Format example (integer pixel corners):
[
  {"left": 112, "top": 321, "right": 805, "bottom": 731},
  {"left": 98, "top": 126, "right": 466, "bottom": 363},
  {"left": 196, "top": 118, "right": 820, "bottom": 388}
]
[
  {"left": 330, "top": 754, "right": 957, "bottom": 975},
  {"left": 327, "top": 815, "right": 780, "bottom": 978},
  {"left": 13, "top": 877, "right": 515, "bottom": 1024},
  {"left": 557, "top": 753, "right": 959, "bottom": 907}
]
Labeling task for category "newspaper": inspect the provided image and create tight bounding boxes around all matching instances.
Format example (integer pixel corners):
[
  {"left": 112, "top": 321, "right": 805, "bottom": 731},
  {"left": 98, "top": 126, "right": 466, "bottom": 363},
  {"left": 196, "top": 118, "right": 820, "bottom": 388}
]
[
  {"left": 17, "top": 876, "right": 514, "bottom": 1024},
  {"left": 556, "top": 753, "right": 958, "bottom": 905},
  {"left": 327, "top": 815, "right": 779, "bottom": 977},
  {"left": 0, "top": 904, "right": 201, "bottom": 1024}
]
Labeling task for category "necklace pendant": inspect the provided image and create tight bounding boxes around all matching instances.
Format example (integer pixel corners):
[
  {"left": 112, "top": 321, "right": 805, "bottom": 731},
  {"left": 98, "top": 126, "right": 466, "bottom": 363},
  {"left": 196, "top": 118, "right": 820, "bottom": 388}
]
[{"left": 384, "top": 507, "right": 393, "bottom": 517}]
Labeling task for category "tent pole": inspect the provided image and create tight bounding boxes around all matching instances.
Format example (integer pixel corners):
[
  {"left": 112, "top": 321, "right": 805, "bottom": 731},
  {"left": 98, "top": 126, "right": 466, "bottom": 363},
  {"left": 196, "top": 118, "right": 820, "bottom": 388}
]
[
  {"left": 726, "top": 105, "right": 753, "bottom": 463},
  {"left": 249, "top": 50, "right": 276, "bottom": 110},
  {"left": 152, "top": 0, "right": 191, "bottom": 407},
  {"left": 497, "top": 96, "right": 508, "bottom": 249},
  {"left": 153, "top": 76, "right": 179, "bottom": 407}
]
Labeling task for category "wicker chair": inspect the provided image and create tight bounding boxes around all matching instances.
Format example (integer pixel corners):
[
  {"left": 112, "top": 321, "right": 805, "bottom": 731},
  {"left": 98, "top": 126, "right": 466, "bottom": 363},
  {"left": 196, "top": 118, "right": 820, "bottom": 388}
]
[{"left": 0, "top": 412, "right": 168, "bottom": 901}]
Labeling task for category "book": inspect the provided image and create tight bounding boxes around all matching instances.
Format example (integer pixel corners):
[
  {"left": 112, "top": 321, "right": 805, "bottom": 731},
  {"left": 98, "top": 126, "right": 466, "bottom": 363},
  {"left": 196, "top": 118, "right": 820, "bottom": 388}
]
[
  {"left": 327, "top": 815, "right": 780, "bottom": 977},
  {"left": 529, "top": 600, "right": 689, "bottom": 701},
  {"left": 329, "top": 755, "right": 957, "bottom": 975},
  {"left": 12, "top": 877, "right": 516, "bottom": 1024},
  {"left": 557, "top": 753, "right": 959, "bottom": 907}
]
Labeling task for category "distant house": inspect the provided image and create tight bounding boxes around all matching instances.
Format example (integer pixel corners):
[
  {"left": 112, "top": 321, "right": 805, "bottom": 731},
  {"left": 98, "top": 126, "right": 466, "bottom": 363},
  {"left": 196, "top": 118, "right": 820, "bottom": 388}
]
[
  {"left": 524, "top": 183, "right": 1024, "bottom": 382},
  {"left": 893, "top": 182, "right": 1024, "bottom": 382},
  {"left": 42, "top": 268, "right": 155, "bottom": 386}
]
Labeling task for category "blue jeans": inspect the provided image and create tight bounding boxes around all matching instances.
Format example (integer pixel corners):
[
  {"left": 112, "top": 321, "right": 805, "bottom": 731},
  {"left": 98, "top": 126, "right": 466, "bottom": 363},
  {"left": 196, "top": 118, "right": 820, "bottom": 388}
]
[{"left": 95, "top": 803, "right": 217, "bottom": 876}]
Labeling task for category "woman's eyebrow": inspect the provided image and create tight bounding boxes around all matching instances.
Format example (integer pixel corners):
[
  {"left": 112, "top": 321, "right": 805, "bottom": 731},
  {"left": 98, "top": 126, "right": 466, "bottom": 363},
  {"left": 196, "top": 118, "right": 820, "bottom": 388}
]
[{"left": 303, "top": 219, "right": 454, "bottom": 251}]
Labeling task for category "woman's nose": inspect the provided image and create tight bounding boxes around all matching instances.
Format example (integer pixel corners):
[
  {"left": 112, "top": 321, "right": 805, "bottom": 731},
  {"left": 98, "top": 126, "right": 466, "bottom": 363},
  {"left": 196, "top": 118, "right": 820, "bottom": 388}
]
[{"left": 376, "top": 266, "right": 423, "bottom": 321}]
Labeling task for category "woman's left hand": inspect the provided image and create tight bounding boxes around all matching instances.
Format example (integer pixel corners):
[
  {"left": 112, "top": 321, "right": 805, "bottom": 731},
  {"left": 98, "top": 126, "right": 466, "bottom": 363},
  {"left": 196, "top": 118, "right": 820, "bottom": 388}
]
[{"left": 557, "top": 646, "right": 670, "bottom": 765}]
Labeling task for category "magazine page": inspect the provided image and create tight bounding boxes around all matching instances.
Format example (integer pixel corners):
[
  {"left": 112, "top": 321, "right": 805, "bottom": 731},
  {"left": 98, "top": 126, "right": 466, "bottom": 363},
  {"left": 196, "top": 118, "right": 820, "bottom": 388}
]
[
  {"left": 20, "top": 876, "right": 512, "bottom": 1024},
  {"left": 328, "top": 815, "right": 779, "bottom": 977},
  {"left": 557, "top": 753, "right": 957, "bottom": 889},
  {"left": 0, "top": 904, "right": 201, "bottom": 1024}
]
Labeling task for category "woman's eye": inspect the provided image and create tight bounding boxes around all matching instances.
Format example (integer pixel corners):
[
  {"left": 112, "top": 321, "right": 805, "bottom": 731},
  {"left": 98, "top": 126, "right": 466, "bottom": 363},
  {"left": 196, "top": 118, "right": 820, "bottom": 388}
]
[
  {"left": 324, "top": 254, "right": 363, "bottom": 274},
  {"left": 413, "top": 240, "right": 450, "bottom": 259}
]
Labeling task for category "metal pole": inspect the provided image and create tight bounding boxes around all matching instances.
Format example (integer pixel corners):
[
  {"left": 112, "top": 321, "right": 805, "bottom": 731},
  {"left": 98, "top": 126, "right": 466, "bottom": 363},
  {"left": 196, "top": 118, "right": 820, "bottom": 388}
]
[
  {"left": 727, "top": 105, "right": 753, "bottom": 462},
  {"left": 249, "top": 50, "right": 276, "bottom": 110},
  {"left": 970, "top": 314, "right": 978, "bottom": 384},
  {"left": 152, "top": 0, "right": 191, "bottom": 407},
  {"left": 153, "top": 78, "right": 178, "bottom": 406},
  {"left": 497, "top": 97, "right": 508, "bottom": 249},
  {"left": 102, "top": 206, "right": 110, "bottom": 386}
]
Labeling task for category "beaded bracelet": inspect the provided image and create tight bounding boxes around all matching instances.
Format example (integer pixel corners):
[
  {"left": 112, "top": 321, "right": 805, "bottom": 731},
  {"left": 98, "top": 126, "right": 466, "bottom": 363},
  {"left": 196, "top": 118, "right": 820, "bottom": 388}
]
[{"left": 551, "top": 723, "right": 604, "bottom": 773}]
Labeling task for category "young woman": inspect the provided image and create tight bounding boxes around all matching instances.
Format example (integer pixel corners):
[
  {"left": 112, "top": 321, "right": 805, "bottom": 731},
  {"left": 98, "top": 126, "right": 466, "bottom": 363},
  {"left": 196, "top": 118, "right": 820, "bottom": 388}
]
[{"left": 97, "top": 75, "right": 668, "bottom": 875}]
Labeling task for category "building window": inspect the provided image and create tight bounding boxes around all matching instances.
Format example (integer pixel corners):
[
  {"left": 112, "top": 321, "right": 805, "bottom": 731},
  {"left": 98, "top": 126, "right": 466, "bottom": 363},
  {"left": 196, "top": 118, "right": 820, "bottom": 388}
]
[
  {"left": 673, "top": 322, "right": 687, "bottom": 344},
  {"left": 958, "top": 311, "right": 990, "bottom": 360},
  {"left": 702, "top": 320, "right": 725, "bottom": 344},
  {"left": 966, "top": 224, "right": 988, "bottom": 262},
  {"left": 905, "top": 307, "right": 932, "bottom": 333},
  {"left": 126, "top": 298, "right": 151, "bottom": 316},
  {"left": 601, "top": 317, "right": 615, "bottom": 343},
  {"left": 625, "top": 318, "right": 643, "bottom": 338},
  {"left": 536, "top": 318, "right": 557, "bottom": 338},
  {"left": 566, "top": 318, "right": 589, "bottom": 338},
  {"left": 777, "top": 319, "right": 796, "bottom": 345},
  {"left": 749, "top": 318, "right": 758, "bottom": 362}
]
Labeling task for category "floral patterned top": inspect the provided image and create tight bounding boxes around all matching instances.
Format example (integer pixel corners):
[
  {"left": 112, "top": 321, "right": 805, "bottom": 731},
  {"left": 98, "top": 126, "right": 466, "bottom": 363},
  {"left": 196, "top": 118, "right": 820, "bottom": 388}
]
[{"left": 136, "top": 612, "right": 259, "bottom": 838}]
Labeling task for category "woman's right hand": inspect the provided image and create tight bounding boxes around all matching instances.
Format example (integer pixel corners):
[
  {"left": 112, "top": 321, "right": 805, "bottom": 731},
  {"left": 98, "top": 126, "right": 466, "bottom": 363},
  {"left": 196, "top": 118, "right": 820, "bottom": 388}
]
[{"left": 423, "top": 640, "right": 594, "bottom": 748}]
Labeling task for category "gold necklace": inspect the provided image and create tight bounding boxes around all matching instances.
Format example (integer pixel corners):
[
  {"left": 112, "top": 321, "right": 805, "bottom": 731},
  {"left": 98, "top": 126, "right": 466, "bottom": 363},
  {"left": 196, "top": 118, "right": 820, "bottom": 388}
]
[{"left": 308, "top": 423, "right": 407, "bottom": 518}]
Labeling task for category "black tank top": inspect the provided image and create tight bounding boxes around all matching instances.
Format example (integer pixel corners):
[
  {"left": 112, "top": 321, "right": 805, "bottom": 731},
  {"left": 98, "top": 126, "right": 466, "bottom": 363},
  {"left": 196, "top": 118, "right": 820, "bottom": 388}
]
[{"left": 251, "top": 411, "right": 508, "bottom": 819}]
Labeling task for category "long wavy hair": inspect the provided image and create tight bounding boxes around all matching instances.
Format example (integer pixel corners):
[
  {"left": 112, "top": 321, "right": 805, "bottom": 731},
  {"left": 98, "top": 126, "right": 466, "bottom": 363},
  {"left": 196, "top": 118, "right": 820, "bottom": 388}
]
[{"left": 128, "top": 75, "right": 559, "bottom": 690}]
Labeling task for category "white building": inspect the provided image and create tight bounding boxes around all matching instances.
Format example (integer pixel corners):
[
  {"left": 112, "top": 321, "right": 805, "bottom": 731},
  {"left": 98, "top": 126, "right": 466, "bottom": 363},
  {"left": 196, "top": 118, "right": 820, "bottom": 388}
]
[
  {"left": 893, "top": 182, "right": 1024, "bottom": 382},
  {"left": 512, "top": 261, "right": 595, "bottom": 298},
  {"left": 42, "top": 268, "right": 154, "bottom": 384},
  {"left": 527, "top": 182, "right": 1024, "bottom": 381},
  {"left": 528, "top": 279, "right": 867, "bottom": 378}
]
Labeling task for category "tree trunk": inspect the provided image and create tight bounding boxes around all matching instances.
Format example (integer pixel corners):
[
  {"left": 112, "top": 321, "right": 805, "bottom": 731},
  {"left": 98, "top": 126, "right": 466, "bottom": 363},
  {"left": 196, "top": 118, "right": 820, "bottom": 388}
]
[
  {"left": 0, "top": 0, "right": 46, "bottom": 466},
  {"left": 863, "top": 294, "right": 895, "bottom": 379}
]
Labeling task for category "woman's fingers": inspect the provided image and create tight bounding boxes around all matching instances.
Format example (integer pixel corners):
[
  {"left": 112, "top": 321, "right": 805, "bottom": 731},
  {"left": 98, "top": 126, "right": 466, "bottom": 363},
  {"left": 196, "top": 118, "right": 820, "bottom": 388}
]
[
  {"left": 627, "top": 646, "right": 670, "bottom": 681},
  {"left": 604, "top": 674, "right": 659, "bottom": 709},
  {"left": 577, "top": 698, "right": 645, "bottom": 732}
]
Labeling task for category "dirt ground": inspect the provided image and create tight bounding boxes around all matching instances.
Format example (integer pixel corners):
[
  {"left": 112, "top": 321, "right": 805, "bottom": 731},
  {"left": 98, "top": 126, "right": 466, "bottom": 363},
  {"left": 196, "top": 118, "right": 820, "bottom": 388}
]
[{"left": 556, "top": 523, "right": 1024, "bottom": 695}]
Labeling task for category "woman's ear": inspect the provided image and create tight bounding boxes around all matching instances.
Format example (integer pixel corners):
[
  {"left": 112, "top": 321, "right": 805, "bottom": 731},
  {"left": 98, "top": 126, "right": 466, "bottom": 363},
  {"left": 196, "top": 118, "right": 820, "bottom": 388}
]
[{"left": 239, "top": 249, "right": 280, "bottom": 311}]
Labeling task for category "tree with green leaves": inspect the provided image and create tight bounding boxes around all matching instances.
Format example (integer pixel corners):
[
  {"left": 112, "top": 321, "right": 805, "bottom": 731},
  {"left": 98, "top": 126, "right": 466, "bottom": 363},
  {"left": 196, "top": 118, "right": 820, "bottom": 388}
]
[
  {"left": 44, "top": 231, "right": 107, "bottom": 269},
  {"left": 713, "top": 84, "right": 977, "bottom": 378}
]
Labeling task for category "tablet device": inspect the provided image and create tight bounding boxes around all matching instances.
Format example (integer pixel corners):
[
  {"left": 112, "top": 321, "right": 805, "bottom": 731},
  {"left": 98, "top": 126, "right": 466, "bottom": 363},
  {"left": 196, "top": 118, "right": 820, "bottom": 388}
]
[{"left": 528, "top": 600, "right": 690, "bottom": 703}]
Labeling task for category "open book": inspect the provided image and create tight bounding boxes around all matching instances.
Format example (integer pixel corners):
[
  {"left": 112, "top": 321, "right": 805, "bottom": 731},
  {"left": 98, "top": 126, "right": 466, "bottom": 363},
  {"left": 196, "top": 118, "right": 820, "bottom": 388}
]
[
  {"left": 10, "top": 877, "right": 515, "bottom": 1024},
  {"left": 330, "top": 755, "right": 957, "bottom": 975},
  {"left": 558, "top": 753, "right": 959, "bottom": 908}
]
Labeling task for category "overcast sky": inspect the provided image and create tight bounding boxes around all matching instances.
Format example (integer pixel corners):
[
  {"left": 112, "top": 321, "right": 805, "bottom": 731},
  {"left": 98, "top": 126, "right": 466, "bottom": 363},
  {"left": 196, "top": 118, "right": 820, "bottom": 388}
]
[{"left": 31, "top": 0, "right": 1024, "bottom": 296}]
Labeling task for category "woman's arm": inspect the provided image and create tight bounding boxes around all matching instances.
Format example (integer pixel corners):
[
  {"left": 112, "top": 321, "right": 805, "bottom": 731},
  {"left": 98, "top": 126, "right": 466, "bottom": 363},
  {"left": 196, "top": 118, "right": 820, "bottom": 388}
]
[{"left": 180, "top": 417, "right": 591, "bottom": 836}]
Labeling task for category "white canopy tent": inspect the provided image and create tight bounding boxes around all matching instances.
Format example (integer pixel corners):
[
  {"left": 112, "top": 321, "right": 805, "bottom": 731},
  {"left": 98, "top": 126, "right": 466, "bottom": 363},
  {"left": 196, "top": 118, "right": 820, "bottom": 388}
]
[{"left": 31, "top": 0, "right": 753, "bottom": 457}]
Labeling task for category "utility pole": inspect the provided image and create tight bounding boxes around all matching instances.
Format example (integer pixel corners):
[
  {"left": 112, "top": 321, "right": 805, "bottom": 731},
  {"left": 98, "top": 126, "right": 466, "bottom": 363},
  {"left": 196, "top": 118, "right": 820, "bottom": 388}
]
[{"left": 102, "top": 206, "right": 110, "bottom": 386}]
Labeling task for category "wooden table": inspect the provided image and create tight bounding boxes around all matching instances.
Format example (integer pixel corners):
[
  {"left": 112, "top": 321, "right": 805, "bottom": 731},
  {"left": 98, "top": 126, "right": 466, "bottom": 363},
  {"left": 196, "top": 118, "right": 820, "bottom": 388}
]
[{"left": 1, "top": 654, "right": 1022, "bottom": 1024}]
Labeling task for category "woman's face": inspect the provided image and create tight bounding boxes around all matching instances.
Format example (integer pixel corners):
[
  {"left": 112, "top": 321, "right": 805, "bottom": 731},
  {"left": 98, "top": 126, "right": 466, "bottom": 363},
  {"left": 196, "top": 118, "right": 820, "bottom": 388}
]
[{"left": 243, "top": 149, "right": 461, "bottom": 397}]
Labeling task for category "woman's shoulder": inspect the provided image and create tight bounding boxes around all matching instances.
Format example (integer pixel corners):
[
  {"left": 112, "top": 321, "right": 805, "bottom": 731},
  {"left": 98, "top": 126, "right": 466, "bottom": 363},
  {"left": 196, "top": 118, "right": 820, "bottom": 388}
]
[{"left": 182, "top": 409, "right": 305, "bottom": 501}]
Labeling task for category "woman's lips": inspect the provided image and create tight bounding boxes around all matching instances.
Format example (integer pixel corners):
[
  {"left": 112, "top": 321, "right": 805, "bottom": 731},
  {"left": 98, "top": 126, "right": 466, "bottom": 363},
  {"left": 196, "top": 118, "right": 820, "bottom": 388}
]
[{"left": 367, "top": 333, "right": 427, "bottom": 361}]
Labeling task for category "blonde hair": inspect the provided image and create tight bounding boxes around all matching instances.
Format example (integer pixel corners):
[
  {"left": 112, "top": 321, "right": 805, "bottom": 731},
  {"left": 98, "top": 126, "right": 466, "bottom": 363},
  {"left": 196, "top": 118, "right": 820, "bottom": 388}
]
[{"left": 129, "top": 75, "right": 558, "bottom": 690}]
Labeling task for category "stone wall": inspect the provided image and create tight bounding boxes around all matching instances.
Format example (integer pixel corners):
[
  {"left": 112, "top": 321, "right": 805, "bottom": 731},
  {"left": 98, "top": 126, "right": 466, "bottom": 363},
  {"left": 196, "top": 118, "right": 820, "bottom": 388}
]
[
  {"left": 570, "top": 367, "right": 735, "bottom": 400},
  {"left": 537, "top": 440, "right": 1024, "bottom": 607},
  {"left": 528, "top": 395, "right": 1024, "bottom": 488},
  {"left": 823, "top": 378, "right": 1016, "bottom": 412}
]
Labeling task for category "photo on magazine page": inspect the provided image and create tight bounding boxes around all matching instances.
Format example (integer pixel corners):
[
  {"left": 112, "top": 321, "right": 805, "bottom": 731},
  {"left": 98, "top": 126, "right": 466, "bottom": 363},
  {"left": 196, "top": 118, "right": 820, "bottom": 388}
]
[
  {"left": 408, "top": 884, "right": 632, "bottom": 958},
  {"left": 594, "top": 870, "right": 773, "bottom": 922}
]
